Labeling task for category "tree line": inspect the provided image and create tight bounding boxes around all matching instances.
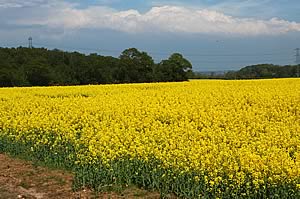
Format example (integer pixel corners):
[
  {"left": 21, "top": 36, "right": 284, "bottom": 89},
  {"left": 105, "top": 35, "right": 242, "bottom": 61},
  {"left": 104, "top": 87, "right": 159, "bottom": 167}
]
[
  {"left": 1, "top": 47, "right": 298, "bottom": 87},
  {"left": 0, "top": 47, "right": 193, "bottom": 87},
  {"left": 191, "top": 64, "right": 299, "bottom": 79}
]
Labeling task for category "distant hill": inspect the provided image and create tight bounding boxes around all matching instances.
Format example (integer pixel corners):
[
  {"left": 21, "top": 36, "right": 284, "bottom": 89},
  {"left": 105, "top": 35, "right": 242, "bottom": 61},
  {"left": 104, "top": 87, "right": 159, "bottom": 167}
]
[
  {"left": 190, "top": 64, "right": 299, "bottom": 79},
  {"left": 225, "top": 64, "right": 299, "bottom": 79}
]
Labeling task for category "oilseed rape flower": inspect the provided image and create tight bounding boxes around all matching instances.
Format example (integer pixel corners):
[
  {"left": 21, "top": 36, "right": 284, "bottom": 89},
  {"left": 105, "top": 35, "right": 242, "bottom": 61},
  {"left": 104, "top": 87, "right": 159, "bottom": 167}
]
[{"left": 0, "top": 79, "right": 299, "bottom": 198}]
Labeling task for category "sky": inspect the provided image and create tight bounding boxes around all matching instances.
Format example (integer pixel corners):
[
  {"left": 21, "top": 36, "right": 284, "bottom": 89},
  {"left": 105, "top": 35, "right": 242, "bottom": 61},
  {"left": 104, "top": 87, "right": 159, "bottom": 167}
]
[{"left": 0, "top": 0, "right": 300, "bottom": 71}]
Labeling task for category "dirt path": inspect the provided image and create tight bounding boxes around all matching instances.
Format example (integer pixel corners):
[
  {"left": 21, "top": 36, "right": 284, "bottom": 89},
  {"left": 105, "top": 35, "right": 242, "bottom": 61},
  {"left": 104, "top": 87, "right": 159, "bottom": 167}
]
[{"left": 0, "top": 154, "right": 161, "bottom": 199}]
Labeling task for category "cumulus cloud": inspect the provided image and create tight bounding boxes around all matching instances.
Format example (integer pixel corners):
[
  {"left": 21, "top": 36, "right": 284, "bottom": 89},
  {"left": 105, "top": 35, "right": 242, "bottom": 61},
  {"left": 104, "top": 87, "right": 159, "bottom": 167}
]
[{"left": 3, "top": 2, "right": 300, "bottom": 36}]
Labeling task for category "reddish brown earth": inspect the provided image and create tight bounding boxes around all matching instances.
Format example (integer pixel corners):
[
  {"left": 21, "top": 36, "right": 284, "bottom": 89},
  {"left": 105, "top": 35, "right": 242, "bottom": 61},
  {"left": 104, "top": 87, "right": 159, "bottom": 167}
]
[{"left": 0, "top": 153, "right": 163, "bottom": 199}]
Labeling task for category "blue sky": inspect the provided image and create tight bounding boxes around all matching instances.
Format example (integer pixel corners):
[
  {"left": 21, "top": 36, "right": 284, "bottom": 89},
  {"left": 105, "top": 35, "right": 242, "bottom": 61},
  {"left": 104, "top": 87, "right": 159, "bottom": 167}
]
[{"left": 1, "top": 0, "right": 300, "bottom": 71}]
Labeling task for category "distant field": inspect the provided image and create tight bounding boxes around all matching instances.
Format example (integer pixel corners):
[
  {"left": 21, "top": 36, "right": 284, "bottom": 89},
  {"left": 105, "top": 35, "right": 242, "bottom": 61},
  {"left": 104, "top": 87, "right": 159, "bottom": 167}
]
[{"left": 0, "top": 79, "right": 299, "bottom": 198}]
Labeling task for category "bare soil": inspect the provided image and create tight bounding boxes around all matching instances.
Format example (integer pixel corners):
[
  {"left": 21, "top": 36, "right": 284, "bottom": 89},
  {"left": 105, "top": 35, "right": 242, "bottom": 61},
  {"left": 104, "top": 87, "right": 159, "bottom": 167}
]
[{"left": 0, "top": 153, "right": 162, "bottom": 199}]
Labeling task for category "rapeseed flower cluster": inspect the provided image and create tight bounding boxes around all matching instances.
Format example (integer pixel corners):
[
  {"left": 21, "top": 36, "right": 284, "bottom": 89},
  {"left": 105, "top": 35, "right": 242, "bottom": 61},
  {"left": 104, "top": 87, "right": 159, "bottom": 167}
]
[{"left": 0, "top": 79, "right": 299, "bottom": 198}]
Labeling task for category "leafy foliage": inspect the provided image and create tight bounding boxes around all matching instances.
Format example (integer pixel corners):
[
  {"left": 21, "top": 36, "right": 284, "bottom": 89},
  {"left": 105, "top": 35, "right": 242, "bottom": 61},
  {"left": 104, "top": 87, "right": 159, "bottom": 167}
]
[{"left": 0, "top": 47, "right": 192, "bottom": 87}]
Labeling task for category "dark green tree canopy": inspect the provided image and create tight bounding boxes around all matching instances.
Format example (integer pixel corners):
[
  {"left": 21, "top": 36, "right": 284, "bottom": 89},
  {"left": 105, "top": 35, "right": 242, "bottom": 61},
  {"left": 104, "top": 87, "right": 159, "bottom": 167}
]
[
  {"left": 157, "top": 53, "right": 192, "bottom": 81},
  {"left": 118, "top": 48, "right": 155, "bottom": 83},
  {"left": 168, "top": 53, "right": 192, "bottom": 72},
  {"left": 0, "top": 47, "right": 192, "bottom": 87}
]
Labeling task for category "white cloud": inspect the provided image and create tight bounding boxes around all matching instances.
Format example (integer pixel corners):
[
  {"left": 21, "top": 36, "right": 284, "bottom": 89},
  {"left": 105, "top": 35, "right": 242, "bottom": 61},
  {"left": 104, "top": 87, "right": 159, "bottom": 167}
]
[{"left": 3, "top": 2, "right": 300, "bottom": 36}]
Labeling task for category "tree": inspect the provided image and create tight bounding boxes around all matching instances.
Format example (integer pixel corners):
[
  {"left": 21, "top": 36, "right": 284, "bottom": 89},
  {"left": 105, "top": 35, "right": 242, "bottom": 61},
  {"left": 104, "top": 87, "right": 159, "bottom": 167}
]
[
  {"left": 118, "top": 48, "right": 155, "bottom": 82},
  {"left": 156, "top": 53, "right": 192, "bottom": 82},
  {"left": 0, "top": 47, "right": 195, "bottom": 86},
  {"left": 26, "top": 65, "right": 53, "bottom": 86}
]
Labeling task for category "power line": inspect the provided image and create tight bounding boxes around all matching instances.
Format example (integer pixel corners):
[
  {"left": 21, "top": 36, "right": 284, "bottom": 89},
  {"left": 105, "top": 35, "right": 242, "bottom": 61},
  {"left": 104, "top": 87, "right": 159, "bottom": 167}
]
[
  {"left": 31, "top": 42, "right": 291, "bottom": 58},
  {"left": 3, "top": 42, "right": 294, "bottom": 67},
  {"left": 4, "top": 42, "right": 292, "bottom": 58},
  {"left": 191, "top": 59, "right": 292, "bottom": 64},
  {"left": 161, "top": 52, "right": 288, "bottom": 57}
]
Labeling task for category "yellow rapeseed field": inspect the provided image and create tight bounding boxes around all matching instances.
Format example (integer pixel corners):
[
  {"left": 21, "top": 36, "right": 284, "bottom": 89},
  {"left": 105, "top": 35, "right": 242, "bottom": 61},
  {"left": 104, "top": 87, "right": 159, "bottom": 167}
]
[{"left": 0, "top": 79, "right": 299, "bottom": 198}]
